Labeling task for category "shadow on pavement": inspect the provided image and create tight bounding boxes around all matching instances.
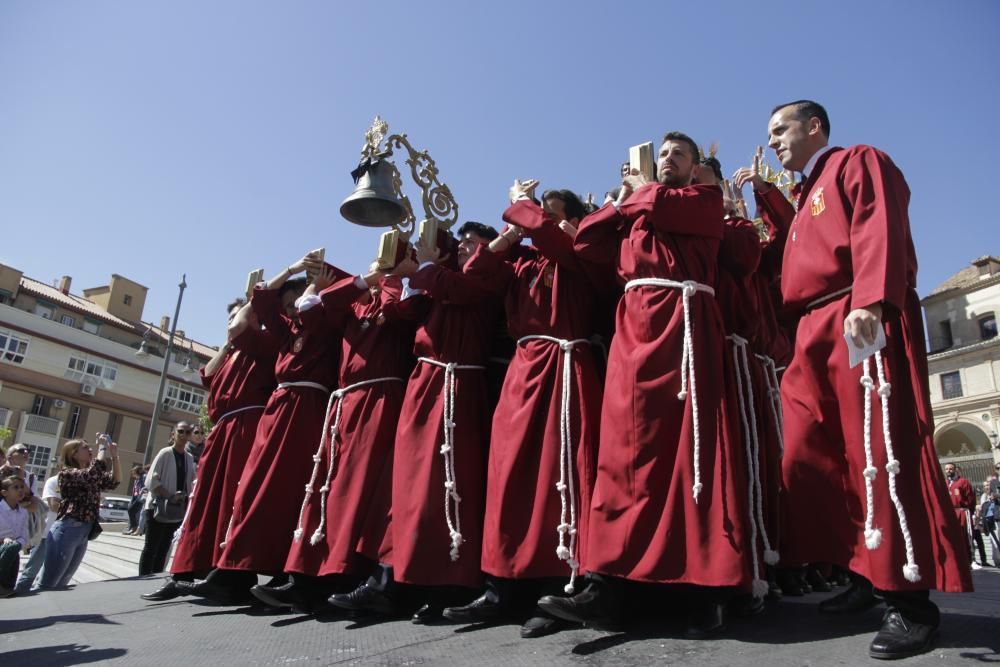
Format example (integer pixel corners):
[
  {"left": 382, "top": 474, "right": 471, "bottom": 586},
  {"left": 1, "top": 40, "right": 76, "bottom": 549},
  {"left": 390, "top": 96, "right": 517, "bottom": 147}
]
[
  {"left": 0, "top": 643, "right": 127, "bottom": 665},
  {"left": 0, "top": 614, "right": 121, "bottom": 635}
]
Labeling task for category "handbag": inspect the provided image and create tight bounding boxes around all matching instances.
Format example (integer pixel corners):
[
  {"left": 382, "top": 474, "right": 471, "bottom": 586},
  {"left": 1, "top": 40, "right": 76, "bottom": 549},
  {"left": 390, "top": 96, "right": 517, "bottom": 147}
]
[
  {"left": 88, "top": 520, "right": 103, "bottom": 541},
  {"left": 152, "top": 495, "right": 187, "bottom": 523}
]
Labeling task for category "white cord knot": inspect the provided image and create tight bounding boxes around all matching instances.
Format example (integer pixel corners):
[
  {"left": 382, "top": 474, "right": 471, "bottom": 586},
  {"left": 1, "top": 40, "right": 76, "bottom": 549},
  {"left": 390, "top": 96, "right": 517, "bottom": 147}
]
[
  {"left": 312, "top": 455, "right": 321, "bottom": 463},
  {"left": 333, "top": 388, "right": 346, "bottom": 398},
  {"left": 885, "top": 460, "right": 901, "bottom": 475},
  {"left": 681, "top": 280, "right": 698, "bottom": 297},
  {"left": 860, "top": 376, "right": 875, "bottom": 390},
  {"left": 439, "top": 444, "right": 452, "bottom": 454},
  {"left": 444, "top": 481, "right": 455, "bottom": 491},
  {"left": 692, "top": 482, "right": 703, "bottom": 499},
  {"left": 557, "top": 523, "right": 570, "bottom": 534},
  {"left": 863, "top": 466, "right": 878, "bottom": 480},
  {"left": 877, "top": 383, "right": 892, "bottom": 397},
  {"left": 446, "top": 362, "right": 457, "bottom": 372},
  {"left": 865, "top": 527, "right": 883, "bottom": 550},
  {"left": 556, "top": 545, "right": 571, "bottom": 559},
  {"left": 304, "top": 484, "right": 313, "bottom": 492},
  {"left": 677, "top": 389, "right": 688, "bottom": 400},
  {"left": 319, "top": 485, "right": 330, "bottom": 493},
  {"left": 752, "top": 578, "right": 770, "bottom": 599},
  {"left": 902, "top": 563, "right": 921, "bottom": 583},
  {"left": 445, "top": 420, "right": 456, "bottom": 429},
  {"left": 555, "top": 482, "right": 567, "bottom": 492},
  {"left": 563, "top": 582, "right": 576, "bottom": 594},
  {"left": 309, "top": 530, "right": 324, "bottom": 545},
  {"left": 763, "top": 549, "right": 780, "bottom": 566},
  {"left": 293, "top": 528, "right": 304, "bottom": 541},
  {"left": 559, "top": 340, "right": 574, "bottom": 351}
]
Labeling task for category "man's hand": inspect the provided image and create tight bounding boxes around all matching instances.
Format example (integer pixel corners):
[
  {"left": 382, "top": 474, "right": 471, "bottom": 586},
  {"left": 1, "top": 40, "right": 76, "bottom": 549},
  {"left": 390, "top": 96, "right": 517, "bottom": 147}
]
[
  {"left": 392, "top": 256, "right": 419, "bottom": 278},
  {"left": 509, "top": 179, "right": 539, "bottom": 204},
  {"left": 732, "top": 167, "right": 770, "bottom": 192},
  {"left": 844, "top": 303, "right": 884, "bottom": 348},
  {"left": 558, "top": 220, "right": 578, "bottom": 239},
  {"left": 312, "top": 264, "right": 336, "bottom": 291},
  {"left": 616, "top": 168, "right": 651, "bottom": 207},
  {"left": 2, "top": 538, "right": 13, "bottom": 545}
]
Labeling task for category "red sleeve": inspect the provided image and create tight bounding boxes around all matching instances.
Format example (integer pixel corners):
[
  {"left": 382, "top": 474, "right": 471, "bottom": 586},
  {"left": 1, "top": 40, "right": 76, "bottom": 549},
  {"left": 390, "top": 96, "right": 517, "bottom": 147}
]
[
  {"left": 298, "top": 298, "right": 336, "bottom": 336},
  {"left": 503, "top": 200, "right": 585, "bottom": 273},
  {"left": 754, "top": 187, "right": 796, "bottom": 250},
  {"left": 574, "top": 203, "right": 622, "bottom": 265},
  {"left": 251, "top": 286, "right": 292, "bottom": 341},
  {"left": 319, "top": 275, "right": 366, "bottom": 330},
  {"left": 719, "top": 218, "right": 763, "bottom": 278},
  {"left": 198, "top": 366, "right": 214, "bottom": 390},
  {"left": 842, "top": 147, "right": 912, "bottom": 312},
  {"left": 408, "top": 245, "right": 510, "bottom": 305},
  {"left": 620, "top": 183, "right": 725, "bottom": 239},
  {"left": 379, "top": 275, "right": 430, "bottom": 322},
  {"left": 231, "top": 325, "right": 281, "bottom": 362}
]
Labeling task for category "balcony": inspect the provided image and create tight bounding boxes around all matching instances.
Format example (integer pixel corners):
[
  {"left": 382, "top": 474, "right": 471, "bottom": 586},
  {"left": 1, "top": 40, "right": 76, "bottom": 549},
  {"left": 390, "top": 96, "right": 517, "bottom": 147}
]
[{"left": 24, "top": 413, "right": 61, "bottom": 436}]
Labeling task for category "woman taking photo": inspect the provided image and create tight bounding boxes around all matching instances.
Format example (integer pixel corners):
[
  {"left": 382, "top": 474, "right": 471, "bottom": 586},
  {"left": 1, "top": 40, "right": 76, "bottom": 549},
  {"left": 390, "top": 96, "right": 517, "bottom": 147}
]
[{"left": 35, "top": 434, "right": 120, "bottom": 590}]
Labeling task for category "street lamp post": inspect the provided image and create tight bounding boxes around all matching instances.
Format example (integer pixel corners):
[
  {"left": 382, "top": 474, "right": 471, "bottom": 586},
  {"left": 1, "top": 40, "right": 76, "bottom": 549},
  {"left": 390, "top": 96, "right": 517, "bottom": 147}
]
[{"left": 142, "top": 274, "right": 187, "bottom": 466}]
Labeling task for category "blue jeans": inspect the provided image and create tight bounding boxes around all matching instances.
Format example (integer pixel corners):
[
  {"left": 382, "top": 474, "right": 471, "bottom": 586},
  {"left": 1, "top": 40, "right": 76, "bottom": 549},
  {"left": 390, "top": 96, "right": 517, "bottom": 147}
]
[
  {"left": 14, "top": 538, "right": 47, "bottom": 593},
  {"left": 36, "top": 518, "right": 91, "bottom": 590}
]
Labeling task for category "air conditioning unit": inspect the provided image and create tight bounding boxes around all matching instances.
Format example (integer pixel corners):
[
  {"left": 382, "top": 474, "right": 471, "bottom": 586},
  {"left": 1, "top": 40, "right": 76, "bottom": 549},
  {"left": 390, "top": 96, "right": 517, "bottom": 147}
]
[
  {"left": 80, "top": 380, "right": 97, "bottom": 396},
  {"left": 54, "top": 399, "right": 66, "bottom": 409}
]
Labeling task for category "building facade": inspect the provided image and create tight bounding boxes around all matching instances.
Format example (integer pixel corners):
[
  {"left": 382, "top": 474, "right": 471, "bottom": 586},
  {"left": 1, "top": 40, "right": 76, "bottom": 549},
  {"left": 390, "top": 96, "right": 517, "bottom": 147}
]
[
  {"left": 0, "top": 263, "right": 216, "bottom": 495},
  {"left": 922, "top": 256, "right": 1000, "bottom": 489}
]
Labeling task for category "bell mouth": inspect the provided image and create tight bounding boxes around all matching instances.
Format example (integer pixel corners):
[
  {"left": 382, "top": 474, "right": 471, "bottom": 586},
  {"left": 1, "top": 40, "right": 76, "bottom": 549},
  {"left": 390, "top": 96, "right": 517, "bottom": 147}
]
[{"left": 340, "top": 195, "right": 407, "bottom": 227}]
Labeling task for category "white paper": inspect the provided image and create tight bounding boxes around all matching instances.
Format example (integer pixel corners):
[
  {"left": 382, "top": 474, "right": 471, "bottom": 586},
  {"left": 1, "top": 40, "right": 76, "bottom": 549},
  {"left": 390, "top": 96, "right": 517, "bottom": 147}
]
[{"left": 845, "top": 326, "right": 887, "bottom": 368}]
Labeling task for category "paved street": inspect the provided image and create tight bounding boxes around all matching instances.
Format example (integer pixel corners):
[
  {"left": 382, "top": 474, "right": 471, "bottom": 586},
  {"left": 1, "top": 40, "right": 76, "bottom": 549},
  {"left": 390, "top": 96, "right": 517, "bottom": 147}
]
[{"left": 2, "top": 568, "right": 998, "bottom": 666}]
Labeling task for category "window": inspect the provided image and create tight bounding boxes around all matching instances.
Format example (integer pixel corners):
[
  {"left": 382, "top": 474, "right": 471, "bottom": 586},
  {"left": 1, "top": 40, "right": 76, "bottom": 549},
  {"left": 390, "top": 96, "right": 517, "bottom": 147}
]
[
  {"left": 941, "top": 371, "right": 963, "bottom": 400},
  {"left": 105, "top": 412, "right": 122, "bottom": 441},
  {"left": 65, "top": 354, "right": 118, "bottom": 387},
  {"left": 137, "top": 420, "right": 150, "bottom": 454},
  {"left": 31, "top": 395, "right": 52, "bottom": 417},
  {"left": 83, "top": 319, "right": 101, "bottom": 335},
  {"left": 979, "top": 314, "right": 997, "bottom": 341},
  {"left": 938, "top": 321, "right": 953, "bottom": 350},
  {"left": 65, "top": 405, "right": 83, "bottom": 438},
  {"left": 0, "top": 406, "right": 10, "bottom": 427},
  {"left": 23, "top": 444, "right": 53, "bottom": 486},
  {"left": 34, "top": 302, "right": 54, "bottom": 319},
  {"left": 123, "top": 294, "right": 132, "bottom": 306},
  {"left": 60, "top": 314, "right": 76, "bottom": 327},
  {"left": 165, "top": 381, "right": 206, "bottom": 413},
  {"left": 0, "top": 330, "right": 29, "bottom": 364},
  {"left": 0, "top": 290, "right": 11, "bottom": 305}
]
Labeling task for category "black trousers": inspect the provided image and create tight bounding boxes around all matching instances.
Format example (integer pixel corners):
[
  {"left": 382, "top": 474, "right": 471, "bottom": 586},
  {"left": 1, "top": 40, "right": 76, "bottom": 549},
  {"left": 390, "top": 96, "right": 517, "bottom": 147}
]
[
  {"left": 127, "top": 497, "right": 143, "bottom": 531},
  {"left": 138, "top": 510, "right": 178, "bottom": 576}
]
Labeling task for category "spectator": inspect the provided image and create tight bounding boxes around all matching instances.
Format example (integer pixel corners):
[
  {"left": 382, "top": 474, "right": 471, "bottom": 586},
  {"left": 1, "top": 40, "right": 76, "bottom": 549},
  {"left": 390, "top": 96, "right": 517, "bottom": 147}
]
[
  {"left": 0, "top": 471, "right": 30, "bottom": 597},
  {"left": 139, "top": 423, "right": 195, "bottom": 575},
  {"left": 5, "top": 444, "right": 36, "bottom": 496},
  {"left": 136, "top": 465, "right": 151, "bottom": 536},
  {"left": 124, "top": 464, "right": 145, "bottom": 535},
  {"left": 35, "top": 435, "right": 120, "bottom": 591},
  {"left": 0, "top": 448, "right": 6, "bottom": 467},
  {"left": 14, "top": 470, "right": 61, "bottom": 593},
  {"left": 186, "top": 427, "right": 206, "bottom": 467},
  {"left": 979, "top": 479, "right": 1000, "bottom": 567}
]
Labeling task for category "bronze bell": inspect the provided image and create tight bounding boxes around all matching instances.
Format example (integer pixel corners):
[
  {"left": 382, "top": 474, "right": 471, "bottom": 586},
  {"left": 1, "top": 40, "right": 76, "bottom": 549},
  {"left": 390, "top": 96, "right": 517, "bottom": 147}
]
[{"left": 340, "top": 159, "right": 408, "bottom": 228}]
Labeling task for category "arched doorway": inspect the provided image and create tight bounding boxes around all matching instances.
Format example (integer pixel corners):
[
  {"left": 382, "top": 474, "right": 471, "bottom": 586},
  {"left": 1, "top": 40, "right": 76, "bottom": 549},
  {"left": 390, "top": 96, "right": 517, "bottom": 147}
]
[{"left": 935, "top": 421, "right": 996, "bottom": 487}]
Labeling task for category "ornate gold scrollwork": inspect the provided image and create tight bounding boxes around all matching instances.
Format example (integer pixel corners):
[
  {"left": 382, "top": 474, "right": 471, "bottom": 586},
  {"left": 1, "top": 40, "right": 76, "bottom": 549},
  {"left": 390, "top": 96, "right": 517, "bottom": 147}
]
[{"left": 385, "top": 133, "right": 459, "bottom": 233}]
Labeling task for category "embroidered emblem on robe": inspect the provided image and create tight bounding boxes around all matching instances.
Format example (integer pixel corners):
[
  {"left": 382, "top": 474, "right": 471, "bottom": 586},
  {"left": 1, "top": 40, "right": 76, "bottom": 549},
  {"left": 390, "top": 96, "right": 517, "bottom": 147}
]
[{"left": 810, "top": 187, "right": 826, "bottom": 216}]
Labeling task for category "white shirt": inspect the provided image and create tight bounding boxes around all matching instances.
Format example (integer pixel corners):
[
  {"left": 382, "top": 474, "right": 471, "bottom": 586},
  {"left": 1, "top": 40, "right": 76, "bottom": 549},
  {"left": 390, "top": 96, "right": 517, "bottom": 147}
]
[
  {"left": 802, "top": 145, "right": 834, "bottom": 180},
  {"left": 41, "top": 475, "right": 60, "bottom": 537},
  {"left": 0, "top": 499, "right": 29, "bottom": 547}
]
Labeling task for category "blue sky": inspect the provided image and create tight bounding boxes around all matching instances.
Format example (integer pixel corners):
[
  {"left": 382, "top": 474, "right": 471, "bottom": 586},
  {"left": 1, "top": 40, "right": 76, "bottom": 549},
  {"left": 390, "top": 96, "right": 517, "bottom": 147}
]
[{"left": 2, "top": 1, "right": 997, "bottom": 346}]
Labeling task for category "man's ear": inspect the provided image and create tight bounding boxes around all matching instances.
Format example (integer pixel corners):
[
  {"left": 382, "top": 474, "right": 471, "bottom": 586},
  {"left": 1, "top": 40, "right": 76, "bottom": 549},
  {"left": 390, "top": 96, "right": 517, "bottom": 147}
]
[{"left": 808, "top": 116, "right": 823, "bottom": 138}]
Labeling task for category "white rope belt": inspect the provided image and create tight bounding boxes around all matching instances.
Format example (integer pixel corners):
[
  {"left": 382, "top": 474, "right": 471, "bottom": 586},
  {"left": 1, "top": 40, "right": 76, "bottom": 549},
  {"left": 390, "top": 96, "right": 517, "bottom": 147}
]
[
  {"left": 418, "top": 356, "right": 485, "bottom": 561},
  {"left": 517, "top": 334, "right": 591, "bottom": 593},
  {"left": 805, "top": 285, "right": 852, "bottom": 311},
  {"left": 293, "top": 376, "right": 405, "bottom": 545},
  {"left": 860, "top": 349, "right": 921, "bottom": 582},
  {"left": 728, "top": 335, "right": 779, "bottom": 598},
  {"left": 754, "top": 353, "right": 786, "bottom": 457},
  {"left": 214, "top": 404, "right": 266, "bottom": 425},
  {"left": 624, "top": 278, "right": 715, "bottom": 501},
  {"left": 277, "top": 381, "right": 331, "bottom": 393}
]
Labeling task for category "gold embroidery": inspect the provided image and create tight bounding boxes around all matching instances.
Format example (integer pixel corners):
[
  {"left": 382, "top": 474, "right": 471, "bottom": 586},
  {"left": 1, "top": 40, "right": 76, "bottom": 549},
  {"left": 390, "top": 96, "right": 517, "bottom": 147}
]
[{"left": 810, "top": 187, "right": 826, "bottom": 216}]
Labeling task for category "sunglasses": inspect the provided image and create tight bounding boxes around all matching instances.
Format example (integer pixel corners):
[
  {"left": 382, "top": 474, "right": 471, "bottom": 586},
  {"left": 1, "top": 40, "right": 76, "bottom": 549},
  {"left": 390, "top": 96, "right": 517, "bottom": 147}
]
[
  {"left": 192, "top": 431, "right": 202, "bottom": 435},
  {"left": 176, "top": 428, "right": 193, "bottom": 434}
]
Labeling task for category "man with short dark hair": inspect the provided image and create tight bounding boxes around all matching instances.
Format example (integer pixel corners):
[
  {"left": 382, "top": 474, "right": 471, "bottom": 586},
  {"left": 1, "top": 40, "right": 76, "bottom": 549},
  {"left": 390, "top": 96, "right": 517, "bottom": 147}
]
[
  {"left": 767, "top": 99, "right": 971, "bottom": 659},
  {"left": 541, "top": 132, "right": 751, "bottom": 637}
]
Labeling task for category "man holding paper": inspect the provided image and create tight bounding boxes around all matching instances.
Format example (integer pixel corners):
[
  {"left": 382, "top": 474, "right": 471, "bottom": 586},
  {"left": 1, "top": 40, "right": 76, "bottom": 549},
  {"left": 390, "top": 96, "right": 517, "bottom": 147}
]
[{"left": 768, "top": 100, "right": 971, "bottom": 660}]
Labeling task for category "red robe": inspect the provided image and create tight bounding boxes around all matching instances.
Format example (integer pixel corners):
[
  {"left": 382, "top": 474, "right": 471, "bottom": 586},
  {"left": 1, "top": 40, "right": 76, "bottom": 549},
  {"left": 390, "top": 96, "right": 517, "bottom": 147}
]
[
  {"left": 479, "top": 200, "right": 602, "bottom": 581},
  {"left": 779, "top": 145, "right": 972, "bottom": 592},
  {"left": 171, "top": 327, "right": 279, "bottom": 575},
  {"left": 390, "top": 247, "right": 506, "bottom": 587},
  {"left": 754, "top": 187, "right": 797, "bottom": 366},
  {"left": 948, "top": 476, "right": 976, "bottom": 532},
  {"left": 573, "top": 183, "right": 751, "bottom": 587},
  {"left": 284, "top": 276, "right": 416, "bottom": 577},
  {"left": 215, "top": 284, "right": 342, "bottom": 574}
]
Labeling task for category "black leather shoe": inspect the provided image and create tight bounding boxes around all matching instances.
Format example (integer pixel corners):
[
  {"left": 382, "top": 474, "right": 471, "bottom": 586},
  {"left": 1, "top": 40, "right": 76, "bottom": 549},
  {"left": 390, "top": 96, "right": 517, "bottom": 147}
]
[
  {"left": 442, "top": 595, "right": 501, "bottom": 623},
  {"left": 141, "top": 579, "right": 182, "bottom": 602},
  {"left": 328, "top": 583, "right": 396, "bottom": 615},
  {"left": 684, "top": 603, "right": 727, "bottom": 639},
  {"left": 411, "top": 603, "right": 443, "bottom": 624},
  {"left": 818, "top": 582, "right": 879, "bottom": 614},
  {"left": 869, "top": 608, "right": 938, "bottom": 660},
  {"left": 521, "top": 614, "right": 570, "bottom": 638},
  {"left": 537, "top": 585, "right": 619, "bottom": 630},
  {"left": 729, "top": 593, "right": 765, "bottom": 618},
  {"left": 805, "top": 567, "right": 833, "bottom": 593},
  {"left": 174, "top": 579, "right": 252, "bottom": 605},
  {"left": 776, "top": 569, "right": 804, "bottom": 596},
  {"left": 250, "top": 582, "right": 314, "bottom": 613}
]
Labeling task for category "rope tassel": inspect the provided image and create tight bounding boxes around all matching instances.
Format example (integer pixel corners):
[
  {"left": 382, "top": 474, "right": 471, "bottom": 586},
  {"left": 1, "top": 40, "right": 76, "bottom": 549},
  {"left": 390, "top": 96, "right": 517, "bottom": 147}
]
[{"left": 859, "top": 350, "right": 920, "bottom": 582}]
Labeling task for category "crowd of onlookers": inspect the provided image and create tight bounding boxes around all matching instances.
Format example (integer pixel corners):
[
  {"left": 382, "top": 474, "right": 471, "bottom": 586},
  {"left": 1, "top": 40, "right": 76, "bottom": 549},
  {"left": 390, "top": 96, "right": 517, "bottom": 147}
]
[{"left": 0, "top": 421, "right": 204, "bottom": 597}]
